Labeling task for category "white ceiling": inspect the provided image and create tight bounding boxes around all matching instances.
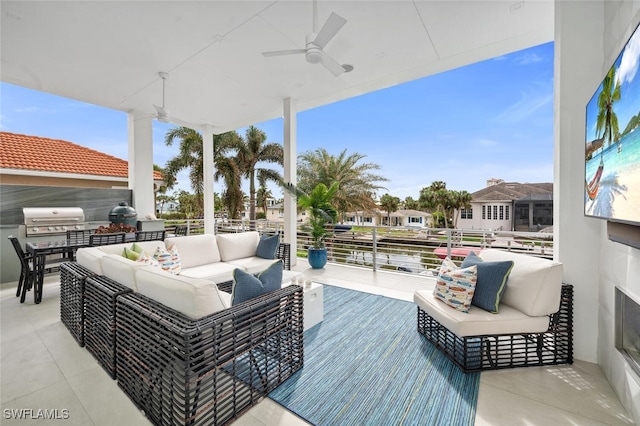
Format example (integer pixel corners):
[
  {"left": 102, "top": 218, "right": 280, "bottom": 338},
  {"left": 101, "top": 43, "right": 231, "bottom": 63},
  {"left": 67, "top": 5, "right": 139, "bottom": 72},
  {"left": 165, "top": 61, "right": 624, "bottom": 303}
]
[{"left": 1, "top": 1, "right": 554, "bottom": 134}]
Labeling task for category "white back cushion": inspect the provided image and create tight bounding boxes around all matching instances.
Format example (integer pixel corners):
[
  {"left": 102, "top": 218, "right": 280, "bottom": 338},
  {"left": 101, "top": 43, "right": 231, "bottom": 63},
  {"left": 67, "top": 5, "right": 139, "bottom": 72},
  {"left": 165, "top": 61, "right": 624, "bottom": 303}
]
[
  {"left": 216, "top": 231, "right": 260, "bottom": 261},
  {"left": 164, "top": 234, "right": 221, "bottom": 268},
  {"left": 76, "top": 247, "right": 106, "bottom": 274},
  {"left": 479, "top": 249, "right": 563, "bottom": 317},
  {"left": 100, "top": 254, "right": 148, "bottom": 291},
  {"left": 135, "top": 266, "right": 229, "bottom": 319}
]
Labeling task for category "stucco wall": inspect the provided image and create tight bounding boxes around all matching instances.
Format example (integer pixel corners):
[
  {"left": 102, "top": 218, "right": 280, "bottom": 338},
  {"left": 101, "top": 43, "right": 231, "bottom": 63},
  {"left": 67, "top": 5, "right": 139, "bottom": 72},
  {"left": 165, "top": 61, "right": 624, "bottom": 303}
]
[
  {"left": 0, "top": 173, "right": 127, "bottom": 188},
  {"left": 555, "top": 0, "right": 640, "bottom": 420}
]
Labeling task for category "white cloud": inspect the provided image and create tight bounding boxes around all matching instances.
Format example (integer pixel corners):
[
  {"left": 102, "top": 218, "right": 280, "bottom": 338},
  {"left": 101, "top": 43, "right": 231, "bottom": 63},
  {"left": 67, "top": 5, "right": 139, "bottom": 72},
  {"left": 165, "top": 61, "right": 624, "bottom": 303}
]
[
  {"left": 14, "top": 106, "right": 56, "bottom": 113},
  {"left": 514, "top": 53, "right": 544, "bottom": 65},
  {"left": 617, "top": 28, "right": 640, "bottom": 85},
  {"left": 494, "top": 89, "right": 553, "bottom": 123},
  {"left": 473, "top": 138, "right": 500, "bottom": 148}
]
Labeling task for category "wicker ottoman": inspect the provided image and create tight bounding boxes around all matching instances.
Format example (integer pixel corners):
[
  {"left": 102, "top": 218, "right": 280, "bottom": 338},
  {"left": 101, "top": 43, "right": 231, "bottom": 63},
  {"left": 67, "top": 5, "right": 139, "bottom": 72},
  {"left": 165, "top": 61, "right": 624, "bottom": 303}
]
[
  {"left": 59, "top": 262, "right": 97, "bottom": 346},
  {"left": 84, "top": 275, "right": 132, "bottom": 379}
]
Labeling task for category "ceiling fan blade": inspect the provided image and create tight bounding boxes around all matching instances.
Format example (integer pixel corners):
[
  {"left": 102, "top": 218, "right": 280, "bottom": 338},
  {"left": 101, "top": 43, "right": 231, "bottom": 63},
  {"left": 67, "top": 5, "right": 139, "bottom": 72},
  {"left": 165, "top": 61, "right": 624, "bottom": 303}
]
[
  {"left": 321, "top": 53, "right": 346, "bottom": 77},
  {"left": 153, "top": 104, "right": 170, "bottom": 122},
  {"left": 313, "top": 12, "right": 347, "bottom": 49},
  {"left": 262, "top": 49, "right": 306, "bottom": 57}
]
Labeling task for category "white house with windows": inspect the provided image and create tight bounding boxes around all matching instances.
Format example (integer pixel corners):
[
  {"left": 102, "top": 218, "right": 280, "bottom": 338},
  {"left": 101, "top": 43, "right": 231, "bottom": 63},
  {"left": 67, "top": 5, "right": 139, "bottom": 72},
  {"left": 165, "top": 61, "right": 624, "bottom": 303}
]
[
  {"left": 343, "top": 209, "right": 432, "bottom": 228},
  {"left": 456, "top": 180, "right": 553, "bottom": 231}
]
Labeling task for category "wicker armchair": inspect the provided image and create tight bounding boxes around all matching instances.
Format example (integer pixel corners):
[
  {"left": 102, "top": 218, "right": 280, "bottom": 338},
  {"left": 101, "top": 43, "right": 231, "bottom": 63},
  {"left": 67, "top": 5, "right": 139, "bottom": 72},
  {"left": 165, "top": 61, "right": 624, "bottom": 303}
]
[
  {"left": 417, "top": 284, "right": 573, "bottom": 372},
  {"left": 115, "top": 284, "right": 304, "bottom": 426}
]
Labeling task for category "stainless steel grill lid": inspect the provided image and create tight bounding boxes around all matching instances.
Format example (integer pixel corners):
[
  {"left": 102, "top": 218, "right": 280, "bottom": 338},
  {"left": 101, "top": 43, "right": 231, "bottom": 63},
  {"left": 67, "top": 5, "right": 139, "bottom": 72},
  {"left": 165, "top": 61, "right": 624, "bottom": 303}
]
[
  {"left": 22, "top": 207, "right": 85, "bottom": 224},
  {"left": 22, "top": 207, "right": 86, "bottom": 236}
]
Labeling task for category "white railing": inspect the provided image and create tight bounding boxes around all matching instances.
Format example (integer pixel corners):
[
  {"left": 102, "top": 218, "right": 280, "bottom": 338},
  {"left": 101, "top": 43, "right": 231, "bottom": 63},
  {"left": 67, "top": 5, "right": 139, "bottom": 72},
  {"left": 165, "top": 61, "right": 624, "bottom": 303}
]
[{"left": 162, "top": 219, "right": 554, "bottom": 276}]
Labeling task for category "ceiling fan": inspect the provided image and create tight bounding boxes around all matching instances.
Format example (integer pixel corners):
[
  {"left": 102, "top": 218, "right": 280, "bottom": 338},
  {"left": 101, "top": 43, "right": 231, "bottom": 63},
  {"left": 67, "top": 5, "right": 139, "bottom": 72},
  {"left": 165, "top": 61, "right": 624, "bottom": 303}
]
[
  {"left": 261, "top": 0, "right": 353, "bottom": 76},
  {"left": 153, "top": 72, "right": 196, "bottom": 128}
]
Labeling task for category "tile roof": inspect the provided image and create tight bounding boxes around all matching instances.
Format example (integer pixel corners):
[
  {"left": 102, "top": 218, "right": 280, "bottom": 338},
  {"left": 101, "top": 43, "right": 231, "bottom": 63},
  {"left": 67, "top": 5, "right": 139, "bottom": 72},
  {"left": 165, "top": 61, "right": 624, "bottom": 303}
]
[
  {"left": 0, "top": 131, "right": 163, "bottom": 180},
  {"left": 472, "top": 182, "right": 553, "bottom": 202}
]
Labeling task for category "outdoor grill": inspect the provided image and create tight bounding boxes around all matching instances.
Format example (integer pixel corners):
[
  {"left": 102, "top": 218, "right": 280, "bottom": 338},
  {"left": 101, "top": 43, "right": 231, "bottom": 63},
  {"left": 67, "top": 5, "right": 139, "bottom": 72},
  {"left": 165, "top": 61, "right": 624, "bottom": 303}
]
[{"left": 21, "top": 207, "right": 86, "bottom": 238}]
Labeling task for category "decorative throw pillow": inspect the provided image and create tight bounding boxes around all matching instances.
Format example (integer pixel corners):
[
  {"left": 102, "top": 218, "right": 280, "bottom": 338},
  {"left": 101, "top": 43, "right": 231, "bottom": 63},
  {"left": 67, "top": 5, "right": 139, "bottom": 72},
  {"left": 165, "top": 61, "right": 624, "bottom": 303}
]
[
  {"left": 231, "top": 260, "right": 283, "bottom": 305},
  {"left": 135, "top": 251, "right": 159, "bottom": 267},
  {"left": 131, "top": 242, "right": 145, "bottom": 254},
  {"left": 153, "top": 245, "right": 181, "bottom": 274},
  {"left": 255, "top": 234, "right": 280, "bottom": 259},
  {"left": 433, "top": 258, "right": 477, "bottom": 313},
  {"left": 122, "top": 246, "right": 141, "bottom": 261},
  {"left": 461, "top": 252, "right": 514, "bottom": 313}
]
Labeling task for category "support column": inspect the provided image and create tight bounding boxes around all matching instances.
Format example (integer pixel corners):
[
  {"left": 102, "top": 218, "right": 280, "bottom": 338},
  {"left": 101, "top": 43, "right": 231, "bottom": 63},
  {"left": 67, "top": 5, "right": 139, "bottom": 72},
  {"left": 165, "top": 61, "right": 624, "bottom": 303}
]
[
  {"left": 283, "top": 98, "right": 298, "bottom": 263},
  {"left": 127, "top": 111, "right": 155, "bottom": 218},
  {"left": 202, "top": 125, "right": 215, "bottom": 234}
]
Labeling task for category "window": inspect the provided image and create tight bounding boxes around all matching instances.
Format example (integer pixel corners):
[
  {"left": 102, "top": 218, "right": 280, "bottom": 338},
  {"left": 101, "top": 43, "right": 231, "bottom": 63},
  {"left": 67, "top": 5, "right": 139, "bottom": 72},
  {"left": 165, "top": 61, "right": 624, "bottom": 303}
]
[
  {"left": 499, "top": 206, "right": 504, "bottom": 220},
  {"left": 409, "top": 216, "right": 422, "bottom": 223},
  {"left": 493, "top": 205, "right": 498, "bottom": 220},
  {"left": 482, "top": 206, "right": 486, "bottom": 220},
  {"left": 461, "top": 208, "right": 473, "bottom": 219},
  {"left": 363, "top": 216, "right": 372, "bottom": 223},
  {"left": 505, "top": 206, "right": 510, "bottom": 221}
]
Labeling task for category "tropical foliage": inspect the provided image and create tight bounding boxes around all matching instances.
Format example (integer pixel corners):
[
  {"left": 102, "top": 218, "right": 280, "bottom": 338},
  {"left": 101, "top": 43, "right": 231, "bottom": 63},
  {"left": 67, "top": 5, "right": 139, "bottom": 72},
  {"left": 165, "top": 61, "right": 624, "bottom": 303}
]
[
  {"left": 163, "top": 126, "right": 283, "bottom": 220},
  {"left": 297, "top": 148, "right": 387, "bottom": 221},
  {"left": 596, "top": 66, "right": 621, "bottom": 147},
  {"left": 418, "top": 181, "right": 472, "bottom": 228},
  {"left": 282, "top": 181, "right": 339, "bottom": 249},
  {"left": 379, "top": 193, "right": 401, "bottom": 226},
  {"left": 235, "top": 126, "right": 283, "bottom": 221}
]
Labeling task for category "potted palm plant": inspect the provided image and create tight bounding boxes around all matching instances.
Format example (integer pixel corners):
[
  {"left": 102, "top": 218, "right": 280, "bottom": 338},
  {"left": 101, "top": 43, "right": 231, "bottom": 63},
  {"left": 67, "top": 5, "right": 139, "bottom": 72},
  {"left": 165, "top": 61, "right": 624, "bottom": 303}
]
[{"left": 282, "top": 181, "right": 338, "bottom": 269}]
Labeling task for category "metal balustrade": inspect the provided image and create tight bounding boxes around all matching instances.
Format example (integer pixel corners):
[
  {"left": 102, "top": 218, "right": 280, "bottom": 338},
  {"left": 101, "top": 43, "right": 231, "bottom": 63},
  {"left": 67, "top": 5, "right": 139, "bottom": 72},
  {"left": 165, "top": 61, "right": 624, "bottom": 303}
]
[{"left": 162, "top": 219, "right": 554, "bottom": 275}]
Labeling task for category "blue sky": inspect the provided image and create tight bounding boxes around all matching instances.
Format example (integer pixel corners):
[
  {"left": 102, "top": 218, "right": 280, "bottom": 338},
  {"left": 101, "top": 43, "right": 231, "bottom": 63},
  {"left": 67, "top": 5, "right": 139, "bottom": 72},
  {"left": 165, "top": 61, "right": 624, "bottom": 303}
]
[{"left": 1, "top": 41, "right": 554, "bottom": 200}]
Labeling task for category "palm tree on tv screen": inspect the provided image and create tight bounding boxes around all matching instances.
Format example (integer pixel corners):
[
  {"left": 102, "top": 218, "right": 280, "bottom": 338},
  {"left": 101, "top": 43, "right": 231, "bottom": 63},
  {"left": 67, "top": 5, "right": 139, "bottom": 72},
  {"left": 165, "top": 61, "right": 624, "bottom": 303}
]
[{"left": 596, "top": 66, "right": 621, "bottom": 147}]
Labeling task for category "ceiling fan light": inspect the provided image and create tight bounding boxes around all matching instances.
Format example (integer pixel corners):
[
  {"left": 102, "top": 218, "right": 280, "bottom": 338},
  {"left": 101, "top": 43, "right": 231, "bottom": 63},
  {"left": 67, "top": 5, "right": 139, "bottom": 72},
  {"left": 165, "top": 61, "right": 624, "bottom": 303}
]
[{"left": 306, "top": 49, "right": 323, "bottom": 64}]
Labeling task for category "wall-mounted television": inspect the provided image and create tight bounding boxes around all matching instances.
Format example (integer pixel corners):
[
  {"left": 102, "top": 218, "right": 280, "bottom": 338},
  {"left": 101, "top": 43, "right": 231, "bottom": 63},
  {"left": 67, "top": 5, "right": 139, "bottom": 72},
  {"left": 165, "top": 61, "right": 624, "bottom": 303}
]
[{"left": 585, "top": 21, "right": 640, "bottom": 228}]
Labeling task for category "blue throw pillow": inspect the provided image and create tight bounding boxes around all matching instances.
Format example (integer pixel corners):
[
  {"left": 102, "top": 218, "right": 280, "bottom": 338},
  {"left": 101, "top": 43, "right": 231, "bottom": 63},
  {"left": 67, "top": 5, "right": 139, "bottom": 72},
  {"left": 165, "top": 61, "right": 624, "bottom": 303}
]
[
  {"left": 255, "top": 234, "right": 280, "bottom": 259},
  {"left": 461, "top": 252, "right": 514, "bottom": 313},
  {"left": 231, "top": 260, "right": 283, "bottom": 305}
]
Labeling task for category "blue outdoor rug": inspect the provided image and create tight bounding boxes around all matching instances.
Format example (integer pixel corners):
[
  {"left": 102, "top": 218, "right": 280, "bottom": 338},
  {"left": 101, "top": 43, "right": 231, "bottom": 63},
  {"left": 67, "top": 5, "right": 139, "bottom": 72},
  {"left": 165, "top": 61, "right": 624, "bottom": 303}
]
[{"left": 269, "top": 285, "right": 480, "bottom": 426}]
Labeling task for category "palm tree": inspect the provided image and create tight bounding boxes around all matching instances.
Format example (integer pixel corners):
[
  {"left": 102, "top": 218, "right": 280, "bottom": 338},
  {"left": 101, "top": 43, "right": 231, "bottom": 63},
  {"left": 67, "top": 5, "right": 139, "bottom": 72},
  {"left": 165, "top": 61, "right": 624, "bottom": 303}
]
[
  {"left": 451, "top": 190, "right": 473, "bottom": 229},
  {"left": 164, "top": 127, "right": 243, "bottom": 218},
  {"left": 256, "top": 180, "right": 273, "bottom": 219},
  {"left": 596, "top": 66, "right": 621, "bottom": 147},
  {"left": 418, "top": 181, "right": 450, "bottom": 228},
  {"left": 297, "top": 148, "right": 388, "bottom": 221},
  {"left": 234, "top": 126, "right": 284, "bottom": 222},
  {"left": 164, "top": 127, "right": 206, "bottom": 199},
  {"left": 379, "top": 193, "right": 400, "bottom": 226}
]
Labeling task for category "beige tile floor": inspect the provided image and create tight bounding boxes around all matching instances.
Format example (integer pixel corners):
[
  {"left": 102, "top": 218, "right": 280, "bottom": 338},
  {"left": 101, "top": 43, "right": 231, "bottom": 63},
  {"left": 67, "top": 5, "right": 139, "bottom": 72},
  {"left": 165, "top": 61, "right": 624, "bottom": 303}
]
[{"left": 0, "top": 261, "right": 635, "bottom": 425}]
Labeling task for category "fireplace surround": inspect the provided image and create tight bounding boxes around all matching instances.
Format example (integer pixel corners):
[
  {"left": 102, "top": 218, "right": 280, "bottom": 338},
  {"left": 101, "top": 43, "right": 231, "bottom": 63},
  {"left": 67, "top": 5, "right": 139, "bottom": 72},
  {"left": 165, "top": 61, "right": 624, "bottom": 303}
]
[{"left": 615, "top": 287, "right": 640, "bottom": 378}]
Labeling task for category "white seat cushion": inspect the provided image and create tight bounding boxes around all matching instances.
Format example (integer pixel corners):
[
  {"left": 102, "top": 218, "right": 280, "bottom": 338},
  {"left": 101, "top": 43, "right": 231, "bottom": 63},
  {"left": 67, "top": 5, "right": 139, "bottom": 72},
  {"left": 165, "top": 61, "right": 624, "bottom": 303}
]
[
  {"left": 414, "top": 289, "right": 550, "bottom": 336},
  {"left": 135, "top": 266, "right": 229, "bottom": 319},
  {"left": 216, "top": 231, "right": 260, "bottom": 261},
  {"left": 178, "top": 262, "right": 239, "bottom": 284},
  {"left": 225, "top": 256, "right": 283, "bottom": 275}
]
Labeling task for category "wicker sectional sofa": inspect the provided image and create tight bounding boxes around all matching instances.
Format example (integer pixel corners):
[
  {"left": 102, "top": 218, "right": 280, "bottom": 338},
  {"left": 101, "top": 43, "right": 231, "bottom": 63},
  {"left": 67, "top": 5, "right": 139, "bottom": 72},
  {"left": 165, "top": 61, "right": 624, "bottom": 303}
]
[
  {"left": 60, "top": 232, "right": 303, "bottom": 425},
  {"left": 414, "top": 249, "right": 573, "bottom": 372}
]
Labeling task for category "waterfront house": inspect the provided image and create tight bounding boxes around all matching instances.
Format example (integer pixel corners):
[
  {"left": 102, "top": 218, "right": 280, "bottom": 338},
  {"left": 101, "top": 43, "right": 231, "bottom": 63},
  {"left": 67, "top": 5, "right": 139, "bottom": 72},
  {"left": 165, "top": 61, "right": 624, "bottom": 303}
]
[{"left": 456, "top": 179, "right": 553, "bottom": 232}]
